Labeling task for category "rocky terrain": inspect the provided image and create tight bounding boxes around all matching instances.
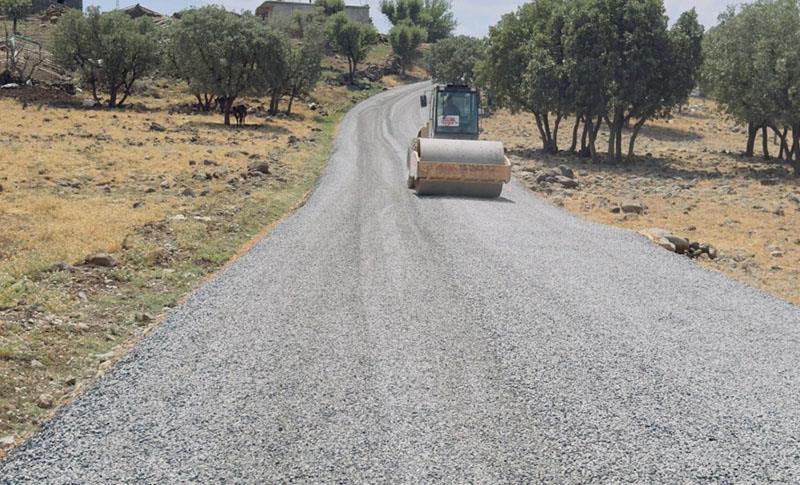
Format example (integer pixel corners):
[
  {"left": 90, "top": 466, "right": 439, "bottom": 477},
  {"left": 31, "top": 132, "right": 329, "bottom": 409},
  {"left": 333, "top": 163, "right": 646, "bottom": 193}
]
[{"left": 483, "top": 98, "right": 800, "bottom": 306}]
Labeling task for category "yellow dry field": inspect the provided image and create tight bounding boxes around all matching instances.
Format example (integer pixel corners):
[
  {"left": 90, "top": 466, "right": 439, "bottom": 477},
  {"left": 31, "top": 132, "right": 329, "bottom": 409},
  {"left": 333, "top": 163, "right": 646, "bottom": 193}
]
[
  {"left": 483, "top": 98, "right": 800, "bottom": 306},
  {"left": 0, "top": 79, "right": 383, "bottom": 451}
]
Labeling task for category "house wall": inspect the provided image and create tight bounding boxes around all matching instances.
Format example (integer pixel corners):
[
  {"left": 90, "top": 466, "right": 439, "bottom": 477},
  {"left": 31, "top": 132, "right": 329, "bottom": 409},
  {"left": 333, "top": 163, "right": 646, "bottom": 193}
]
[
  {"left": 32, "top": 0, "right": 83, "bottom": 14},
  {"left": 255, "top": 2, "right": 371, "bottom": 24}
]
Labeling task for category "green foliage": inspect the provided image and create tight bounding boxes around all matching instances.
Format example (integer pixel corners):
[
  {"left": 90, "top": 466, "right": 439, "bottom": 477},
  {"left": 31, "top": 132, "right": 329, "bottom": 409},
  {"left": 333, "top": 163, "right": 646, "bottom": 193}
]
[
  {"left": 326, "top": 12, "right": 378, "bottom": 83},
  {"left": 314, "top": 0, "right": 345, "bottom": 16},
  {"left": 703, "top": 0, "right": 800, "bottom": 173},
  {"left": 0, "top": 0, "right": 30, "bottom": 33},
  {"left": 283, "top": 22, "right": 325, "bottom": 113},
  {"left": 52, "top": 8, "right": 160, "bottom": 108},
  {"left": 389, "top": 20, "right": 426, "bottom": 75},
  {"left": 425, "top": 35, "right": 484, "bottom": 85},
  {"left": 480, "top": 0, "right": 702, "bottom": 161},
  {"left": 164, "top": 7, "right": 288, "bottom": 123},
  {"left": 380, "top": 0, "right": 455, "bottom": 42}
]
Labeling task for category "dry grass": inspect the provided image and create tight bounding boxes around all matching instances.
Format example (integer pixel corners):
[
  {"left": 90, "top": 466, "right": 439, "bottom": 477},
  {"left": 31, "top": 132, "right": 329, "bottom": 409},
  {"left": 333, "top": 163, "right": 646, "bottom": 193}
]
[
  {"left": 483, "top": 98, "right": 800, "bottom": 306},
  {"left": 0, "top": 75, "right": 387, "bottom": 452}
]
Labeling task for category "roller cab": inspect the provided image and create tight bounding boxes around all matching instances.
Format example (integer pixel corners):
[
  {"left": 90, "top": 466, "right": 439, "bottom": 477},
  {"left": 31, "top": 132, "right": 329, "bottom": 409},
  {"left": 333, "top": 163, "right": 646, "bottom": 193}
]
[{"left": 407, "top": 84, "right": 511, "bottom": 198}]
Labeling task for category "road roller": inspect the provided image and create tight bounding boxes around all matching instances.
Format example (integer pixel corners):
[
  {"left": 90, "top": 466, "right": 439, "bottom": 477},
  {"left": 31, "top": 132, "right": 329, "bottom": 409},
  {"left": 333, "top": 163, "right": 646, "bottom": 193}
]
[{"left": 406, "top": 84, "right": 512, "bottom": 198}]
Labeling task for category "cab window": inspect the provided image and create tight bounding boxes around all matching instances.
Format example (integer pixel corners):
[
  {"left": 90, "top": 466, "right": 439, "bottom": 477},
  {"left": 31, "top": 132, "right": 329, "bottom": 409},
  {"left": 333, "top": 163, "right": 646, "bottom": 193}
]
[{"left": 435, "top": 91, "right": 478, "bottom": 135}]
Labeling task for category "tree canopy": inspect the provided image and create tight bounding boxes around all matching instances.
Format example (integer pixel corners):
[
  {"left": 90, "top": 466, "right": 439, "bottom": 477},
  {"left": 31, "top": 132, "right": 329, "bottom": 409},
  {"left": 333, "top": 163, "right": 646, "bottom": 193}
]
[
  {"left": 389, "top": 20, "right": 426, "bottom": 76},
  {"left": 326, "top": 11, "right": 378, "bottom": 84},
  {"left": 380, "top": 0, "right": 456, "bottom": 42},
  {"left": 164, "top": 7, "right": 288, "bottom": 123},
  {"left": 425, "top": 35, "right": 485, "bottom": 86},
  {"left": 703, "top": 0, "right": 800, "bottom": 174},
  {"left": 479, "top": 0, "right": 703, "bottom": 161},
  {"left": 52, "top": 8, "right": 160, "bottom": 108}
]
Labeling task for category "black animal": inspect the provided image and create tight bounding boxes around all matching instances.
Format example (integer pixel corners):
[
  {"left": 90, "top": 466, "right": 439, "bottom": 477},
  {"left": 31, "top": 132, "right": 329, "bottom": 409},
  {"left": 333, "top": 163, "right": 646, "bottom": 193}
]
[{"left": 232, "top": 105, "right": 248, "bottom": 126}]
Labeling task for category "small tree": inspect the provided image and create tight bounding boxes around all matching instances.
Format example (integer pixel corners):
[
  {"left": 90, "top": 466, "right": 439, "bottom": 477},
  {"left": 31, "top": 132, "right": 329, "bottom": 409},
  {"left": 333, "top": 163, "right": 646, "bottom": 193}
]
[
  {"left": 389, "top": 20, "right": 426, "bottom": 76},
  {"left": 425, "top": 35, "right": 485, "bottom": 85},
  {"left": 422, "top": 0, "right": 456, "bottom": 42},
  {"left": 52, "top": 8, "right": 160, "bottom": 108},
  {"left": 164, "top": 8, "right": 287, "bottom": 124},
  {"left": 326, "top": 12, "right": 378, "bottom": 84},
  {"left": 314, "top": 0, "right": 344, "bottom": 16},
  {"left": 283, "top": 23, "right": 324, "bottom": 114},
  {"left": 380, "top": 0, "right": 455, "bottom": 42},
  {"left": 0, "top": 0, "right": 30, "bottom": 34}
]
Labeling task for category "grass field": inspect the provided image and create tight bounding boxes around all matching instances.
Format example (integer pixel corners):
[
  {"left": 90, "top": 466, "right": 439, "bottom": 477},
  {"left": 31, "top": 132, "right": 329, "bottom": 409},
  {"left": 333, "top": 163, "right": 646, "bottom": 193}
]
[{"left": 0, "top": 71, "right": 391, "bottom": 452}]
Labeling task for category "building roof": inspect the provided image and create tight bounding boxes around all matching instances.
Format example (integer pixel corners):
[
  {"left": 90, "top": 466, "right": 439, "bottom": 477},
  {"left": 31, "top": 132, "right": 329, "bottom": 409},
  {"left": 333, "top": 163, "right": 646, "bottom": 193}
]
[{"left": 120, "top": 3, "right": 163, "bottom": 19}]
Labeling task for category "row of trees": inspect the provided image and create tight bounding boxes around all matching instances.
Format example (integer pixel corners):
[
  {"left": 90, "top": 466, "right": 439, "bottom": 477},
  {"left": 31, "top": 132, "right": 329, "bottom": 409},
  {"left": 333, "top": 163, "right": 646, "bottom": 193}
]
[
  {"left": 49, "top": 4, "right": 380, "bottom": 123},
  {"left": 475, "top": 0, "right": 703, "bottom": 162},
  {"left": 702, "top": 0, "right": 800, "bottom": 175}
]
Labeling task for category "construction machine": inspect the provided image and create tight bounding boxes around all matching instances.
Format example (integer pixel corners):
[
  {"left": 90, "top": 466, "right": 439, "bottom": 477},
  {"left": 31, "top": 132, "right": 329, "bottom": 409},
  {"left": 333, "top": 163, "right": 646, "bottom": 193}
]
[{"left": 406, "top": 84, "right": 511, "bottom": 198}]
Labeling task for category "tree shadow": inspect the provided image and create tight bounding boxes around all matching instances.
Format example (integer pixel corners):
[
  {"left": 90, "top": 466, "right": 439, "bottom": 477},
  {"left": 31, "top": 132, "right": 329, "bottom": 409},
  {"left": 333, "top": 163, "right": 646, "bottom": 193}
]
[
  {"left": 181, "top": 120, "right": 291, "bottom": 134},
  {"left": 635, "top": 123, "right": 702, "bottom": 142},
  {"left": 509, "top": 145, "right": 798, "bottom": 183}
]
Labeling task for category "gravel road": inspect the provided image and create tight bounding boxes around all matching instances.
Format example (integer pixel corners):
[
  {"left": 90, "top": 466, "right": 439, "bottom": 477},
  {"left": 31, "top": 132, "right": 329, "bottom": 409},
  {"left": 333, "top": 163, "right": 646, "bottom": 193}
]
[{"left": 3, "top": 82, "right": 800, "bottom": 483}]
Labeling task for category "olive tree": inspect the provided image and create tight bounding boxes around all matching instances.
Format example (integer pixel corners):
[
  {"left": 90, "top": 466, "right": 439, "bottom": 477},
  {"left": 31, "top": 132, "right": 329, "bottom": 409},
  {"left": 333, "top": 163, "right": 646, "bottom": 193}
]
[
  {"left": 425, "top": 35, "right": 485, "bottom": 85},
  {"left": 703, "top": 0, "right": 800, "bottom": 175},
  {"left": 480, "top": 1, "right": 569, "bottom": 153},
  {"left": 326, "top": 12, "right": 378, "bottom": 84},
  {"left": 389, "top": 20, "right": 426, "bottom": 76},
  {"left": 52, "top": 8, "right": 160, "bottom": 108},
  {"left": 283, "top": 23, "right": 324, "bottom": 114},
  {"left": 380, "top": 0, "right": 456, "bottom": 42},
  {"left": 481, "top": 0, "right": 702, "bottom": 161},
  {"left": 164, "top": 7, "right": 287, "bottom": 124}
]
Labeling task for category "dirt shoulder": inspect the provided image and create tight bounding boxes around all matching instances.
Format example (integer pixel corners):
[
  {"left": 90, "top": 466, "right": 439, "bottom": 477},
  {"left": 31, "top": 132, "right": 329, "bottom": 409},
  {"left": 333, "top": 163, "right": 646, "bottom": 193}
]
[{"left": 483, "top": 98, "right": 800, "bottom": 307}]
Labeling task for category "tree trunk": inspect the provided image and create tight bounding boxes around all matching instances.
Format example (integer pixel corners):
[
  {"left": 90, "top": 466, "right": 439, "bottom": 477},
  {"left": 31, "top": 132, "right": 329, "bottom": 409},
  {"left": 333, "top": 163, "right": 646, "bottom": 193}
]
[
  {"left": 90, "top": 80, "right": 99, "bottom": 103},
  {"left": 13, "top": 18, "right": 18, "bottom": 34},
  {"left": 627, "top": 118, "right": 647, "bottom": 160},
  {"left": 551, "top": 113, "right": 562, "bottom": 153},
  {"left": 348, "top": 57, "right": 356, "bottom": 84},
  {"left": 108, "top": 86, "right": 118, "bottom": 108},
  {"left": 542, "top": 113, "right": 555, "bottom": 153},
  {"left": 745, "top": 122, "right": 757, "bottom": 157},
  {"left": 761, "top": 125, "right": 770, "bottom": 159},
  {"left": 587, "top": 115, "right": 602, "bottom": 159},
  {"left": 533, "top": 112, "right": 548, "bottom": 151},
  {"left": 223, "top": 96, "right": 235, "bottom": 126},
  {"left": 606, "top": 115, "right": 616, "bottom": 162},
  {"left": 286, "top": 86, "right": 298, "bottom": 115},
  {"left": 568, "top": 115, "right": 581, "bottom": 153},
  {"left": 771, "top": 125, "right": 788, "bottom": 160},
  {"left": 269, "top": 91, "right": 281, "bottom": 115},
  {"left": 791, "top": 125, "right": 800, "bottom": 176},
  {"left": 615, "top": 114, "right": 624, "bottom": 163},
  {"left": 580, "top": 116, "right": 590, "bottom": 157}
]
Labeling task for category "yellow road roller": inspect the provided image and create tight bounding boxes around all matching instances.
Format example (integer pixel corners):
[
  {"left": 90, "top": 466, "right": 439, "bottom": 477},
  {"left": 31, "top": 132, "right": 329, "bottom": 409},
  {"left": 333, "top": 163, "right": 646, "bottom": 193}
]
[{"left": 406, "top": 84, "right": 512, "bottom": 198}]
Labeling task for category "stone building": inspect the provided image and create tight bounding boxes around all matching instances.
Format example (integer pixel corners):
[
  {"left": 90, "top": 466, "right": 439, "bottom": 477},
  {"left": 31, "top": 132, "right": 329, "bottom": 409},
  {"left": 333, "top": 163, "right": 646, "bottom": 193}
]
[
  {"left": 31, "top": 0, "right": 82, "bottom": 14},
  {"left": 255, "top": 1, "right": 371, "bottom": 24}
]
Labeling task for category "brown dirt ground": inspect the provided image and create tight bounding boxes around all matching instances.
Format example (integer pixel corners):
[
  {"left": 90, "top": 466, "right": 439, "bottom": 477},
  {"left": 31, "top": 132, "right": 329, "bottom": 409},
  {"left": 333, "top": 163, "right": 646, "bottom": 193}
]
[
  {"left": 483, "top": 98, "right": 800, "bottom": 307},
  {"left": 0, "top": 15, "right": 416, "bottom": 453}
]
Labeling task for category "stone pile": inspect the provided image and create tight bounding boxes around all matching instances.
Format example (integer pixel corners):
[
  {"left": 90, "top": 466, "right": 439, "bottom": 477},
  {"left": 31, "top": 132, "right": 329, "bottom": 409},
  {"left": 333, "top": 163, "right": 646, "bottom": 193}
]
[{"left": 639, "top": 227, "right": 718, "bottom": 260}]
